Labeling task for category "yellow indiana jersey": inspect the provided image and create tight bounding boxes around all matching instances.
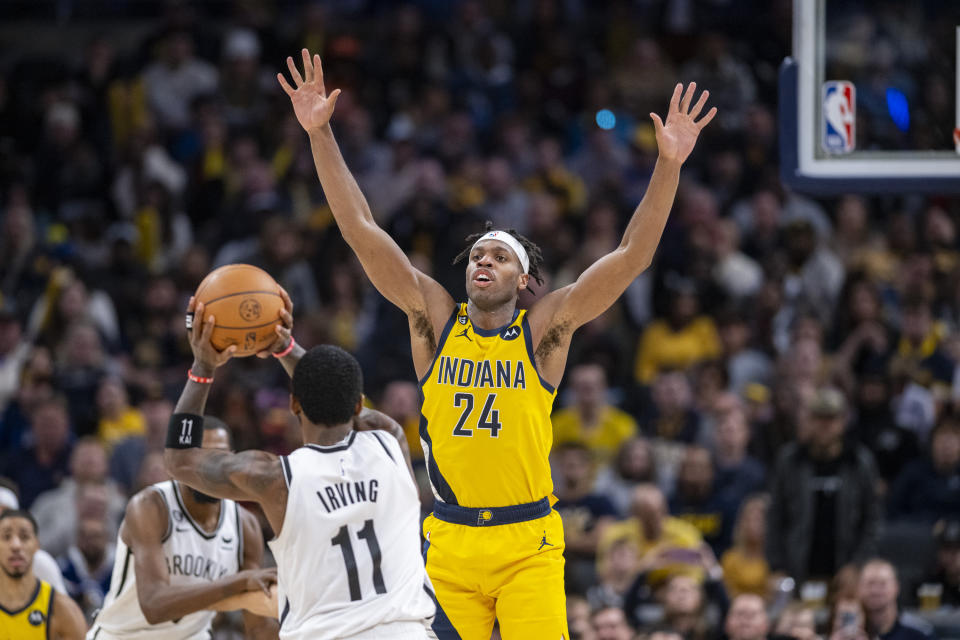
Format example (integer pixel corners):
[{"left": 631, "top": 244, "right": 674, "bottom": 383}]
[
  {"left": 420, "top": 303, "right": 557, "bottom": 508},
  {"left": 0, "top": 579, "right": 53, "bottom": 640}
]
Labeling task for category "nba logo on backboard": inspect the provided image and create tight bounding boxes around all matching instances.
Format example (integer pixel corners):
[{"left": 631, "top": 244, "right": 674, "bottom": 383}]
[{"left": 822, "top": 81, "right": 855, "bottom": 153}]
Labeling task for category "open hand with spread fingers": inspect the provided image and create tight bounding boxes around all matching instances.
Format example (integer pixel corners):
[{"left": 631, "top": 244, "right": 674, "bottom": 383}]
[
  {"left": 650, "top": 82, "right": 717, "bottom": 164},
  {"left": 277, "top": 48, "right": 342, "bottom": 133}
]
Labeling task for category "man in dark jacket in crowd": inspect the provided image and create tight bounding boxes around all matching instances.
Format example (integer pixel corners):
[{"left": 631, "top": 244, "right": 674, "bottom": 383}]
[{"left": 767, "top": 387, "right": 881, "bottom": 583}]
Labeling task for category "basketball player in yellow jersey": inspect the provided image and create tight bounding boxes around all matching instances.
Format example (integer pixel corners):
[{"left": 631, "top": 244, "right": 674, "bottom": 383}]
[
  {"left": 279, "top": 49, "right": 716, "bottom": 639},
  {"left": 0, "top": 510, "right": 86, "bottom": 639}
]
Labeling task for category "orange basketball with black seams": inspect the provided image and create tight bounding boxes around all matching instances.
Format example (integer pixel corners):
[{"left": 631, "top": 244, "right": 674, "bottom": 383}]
[{"left": 194, "top": 264, "right": 284, "bottom": 356}]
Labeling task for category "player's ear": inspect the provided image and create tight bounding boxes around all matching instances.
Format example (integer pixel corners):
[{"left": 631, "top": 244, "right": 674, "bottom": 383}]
[
  {"left": 518, "top": 273, "right": 529, "bottom": 292},
  {"left": 353, "top": 395, "right": 364, "bottom": 416},
  {"left": 289, "top": 393, "right": 301, "bottom": 417}
]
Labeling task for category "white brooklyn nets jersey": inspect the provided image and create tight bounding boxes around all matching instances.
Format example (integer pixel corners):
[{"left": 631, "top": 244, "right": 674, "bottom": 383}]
[
  {"left": 87, "top": 481, "right": 243, "bottom": 640},
  {"left": 269, "top": 430, "right": 435, "bottom": 639}
]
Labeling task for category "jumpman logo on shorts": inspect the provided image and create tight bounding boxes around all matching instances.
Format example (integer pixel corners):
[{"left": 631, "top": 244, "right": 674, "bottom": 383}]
[{"left": 538, "top": 531, "right": 553, "bottom": 551}]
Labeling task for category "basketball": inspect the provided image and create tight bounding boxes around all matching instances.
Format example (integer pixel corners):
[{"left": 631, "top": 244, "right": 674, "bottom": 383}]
[{"left": 193, "top": 264, "right": 284, "bottom": 356}]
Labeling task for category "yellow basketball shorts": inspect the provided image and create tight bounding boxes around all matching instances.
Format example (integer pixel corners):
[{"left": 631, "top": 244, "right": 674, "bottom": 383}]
[{"left": 422, "top": 504, "right": 569, "bottom": 640}]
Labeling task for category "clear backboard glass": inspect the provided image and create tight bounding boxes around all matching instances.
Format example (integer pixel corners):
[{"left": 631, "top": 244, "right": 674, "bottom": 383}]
[{"left": 781, "top": 0, "right": 960, "bottom": 193}]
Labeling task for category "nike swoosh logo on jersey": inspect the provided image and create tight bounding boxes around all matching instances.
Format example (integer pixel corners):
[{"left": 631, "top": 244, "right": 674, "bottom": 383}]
[
  {"left": 222, "top": 537, "right": 233, "bottom": 544},
  {"left": 175, "top": 527, "right": 190, "bottom": 533}
]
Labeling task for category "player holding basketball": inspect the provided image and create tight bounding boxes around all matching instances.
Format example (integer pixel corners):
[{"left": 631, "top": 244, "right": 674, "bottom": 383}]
[
  {"left": 278, "top": 49, "right": 716, "bottom": 638},
  {"left": 0, "top": 510, "right": 86, "bottom": 639},
  {"left": 87, "top": 417, "right": 279, "bottom": 640},
  {"left": 163, "top": 296, "right": 436, "bottom": 639}
]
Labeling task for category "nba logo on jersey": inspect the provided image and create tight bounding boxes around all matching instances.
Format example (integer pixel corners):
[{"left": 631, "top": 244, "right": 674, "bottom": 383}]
[{"left": 822, "top": 81, "right": 855, "bottom": 154}]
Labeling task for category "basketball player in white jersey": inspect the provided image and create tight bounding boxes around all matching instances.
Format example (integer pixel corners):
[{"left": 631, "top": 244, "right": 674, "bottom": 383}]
[
  {"left": 163, "top": 296, "right": 435, "bottom": 639},
  {"left": 87, "top": 417, "right": 279, "bottom": 640}
]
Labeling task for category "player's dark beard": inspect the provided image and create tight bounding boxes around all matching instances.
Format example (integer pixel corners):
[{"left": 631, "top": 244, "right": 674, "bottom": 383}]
[
  {"left": 190, "top": 488, "right": 220, "bottom": 504},
  {"left": 1, "top": 565, "right": 25, "bottom": 579}
]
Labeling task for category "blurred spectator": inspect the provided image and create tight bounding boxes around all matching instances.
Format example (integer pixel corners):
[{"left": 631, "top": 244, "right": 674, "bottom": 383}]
[
  {"left": 480, "top": 156, "right": 530, "bottom": 234},
  {"left": 28, "top": 269, "right": 120, "bottom": 351},
  {"left": 377, "top": 381, "right": 423, "bottom": 463},
  {"left": 0, "top": 396, "right": 73, "bottom": 508},
  {"left": 638, "top": 371, "right": 702, "bottom": 444},
  {"left": 522, "top": 138, "right": 587, "bottom": 219},
  {"left": 591, "top": 605, "right": 634, "bottom": 640},
  {"left": 594, "top": 436, "right": 662, "bottom": 516},
  {"left": 725, "top": 594, "right": 770, "bottom": 640},
  {"left": 721, "top": 495, "right": 771, "bottom": 599},
  {"left": 0, "top": 189, "right": 41, "bottom": 310},
  {"left": 600, "top": 484, "right": 712, "bottom": 588},
  {"left": 710, "top": 393, "right": 766, "bottom": 505},
  {"left": 133, "top": 451, "right": 169, "bottom": 493},
  {"left": 53, "top": 322, "right": 114, "bottom": 435},
  {"left": 657, "top": 574, "right": 714, "bottom": 640},
  {"left": 634, "top": 276, "right": 721, "bottom": 384},
  {"left": 34, "top": 101, "right": 105, "bottom": 215},
  {"left": 0, "top": 305, "right": 29, "bottom": 415},
  {"left": 716, "top": 310, "right": 773, "bottom": 395},
  {"left": 108, "top": 395, "right": 172, "bottom": 494},
  {"left": 31, "top": 437, "right": 125, "bottom": 556},
  {"left": 827, "top": 596, "right": 868, "bottom": 640},
  {"left": 891, "top": 297, "right": 953, "bottom": 390},
  {"left": 767, "top": 387, "right": 880, "bottom": 584},
  {"left": 778, "top": 219, "right": 846, "bottom": 331},
  {"left": 567, "top": 594, "right": 596, "bottom": 640},
  {"left": 588, "top": 535, "right": 640, "bottom": 611},
  {"left": 712, "top": 220, "right": 763, "bottom": 301},
  {"left": 58, "top": 516, "right": 114, "bottom": 622},
  {"left": 553, "top": 363, "right": 638, "bottom": 464},
  {"left": 772, "top": 603, "right": 817, "bottom": 640},
  {"left": 553, "top": 442, "right": 618, "bottom": 594},
  {"left": 670, "top": 445, "right": 737, "bottom": 555},
  {"left": 847, "top": 371, "right": 918, "bottom": 488},
  {"left": 142, "top": 31, "right": 218, "bottom": 131},
  {"left": 859, "top": 559, "right": 935, "bottom": 640},
  {"left": 679, "top": 33, "right": 757, "bottom": 133},
  {"left": 911, "top": 519, "right": 960, "bottom": 608},
  {"left": 888, "top": 419, "right": 960, "bottom": 522},
  {"left": 95, "top": 377, "right": 146, "bottom": 448}
]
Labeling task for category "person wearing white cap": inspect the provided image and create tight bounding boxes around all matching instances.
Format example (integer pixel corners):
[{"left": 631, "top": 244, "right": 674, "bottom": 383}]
[{"left": 279, "top": 49, "right": 716, "bottom": 639}]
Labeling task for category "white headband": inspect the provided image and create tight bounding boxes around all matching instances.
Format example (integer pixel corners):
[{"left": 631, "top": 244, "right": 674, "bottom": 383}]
[{"left": 471, "top": 231, "right": 529, "bottom": 274}]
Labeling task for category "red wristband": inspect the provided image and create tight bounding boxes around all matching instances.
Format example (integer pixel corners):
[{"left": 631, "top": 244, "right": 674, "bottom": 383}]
[
  {"left": 273, "top": 337, "right": 296, "bottom": 359},
  {"left": 187, "top": 369, "right": 214, "bottom": 384}
]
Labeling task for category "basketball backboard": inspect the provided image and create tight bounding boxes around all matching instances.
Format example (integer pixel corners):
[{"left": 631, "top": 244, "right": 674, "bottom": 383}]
[{"left": 780, "top": 0, "right": 960, "bottom": 194}]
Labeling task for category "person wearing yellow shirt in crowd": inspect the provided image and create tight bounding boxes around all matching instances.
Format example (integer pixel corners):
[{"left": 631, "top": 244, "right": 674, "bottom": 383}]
[
  {"left": 892, "top": 297, "right": 953, "bottom": 385},
  {"left": 720, "top": 494, "right": 771, "bottom": 599},
  {"left": 599, "top": 484, "right": 716, "bottom": 588},
  {"left": 553, "top": 363, "right": 638, "bottom": 464},
  {"left": 95, "top": 377, "right": 145, "bottom": 449},
  {"left": 635, "top": 275, "right": 721, "bottom": 384}
]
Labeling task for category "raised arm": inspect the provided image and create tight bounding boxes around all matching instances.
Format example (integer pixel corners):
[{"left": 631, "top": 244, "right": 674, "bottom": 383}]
[
  {"left": 277, "top": 50, "right": 453, "bottom": 334},
  {"left": 123, "top": 491, "right": 276, "bottom": 625},
  {"left": 529, "top": 83, "right": 716, "bottom": 340},
  {"left": 164, "top": 299, "right": 288, "bottom": 533}
]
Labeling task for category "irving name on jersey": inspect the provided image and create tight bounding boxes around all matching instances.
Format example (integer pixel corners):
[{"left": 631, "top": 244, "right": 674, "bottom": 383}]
[{"left": 316, "top": 478, "right": 379, "bottom": 514}]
